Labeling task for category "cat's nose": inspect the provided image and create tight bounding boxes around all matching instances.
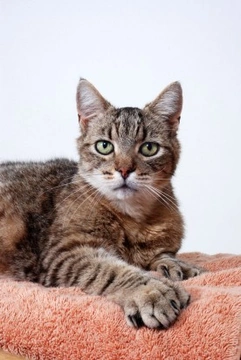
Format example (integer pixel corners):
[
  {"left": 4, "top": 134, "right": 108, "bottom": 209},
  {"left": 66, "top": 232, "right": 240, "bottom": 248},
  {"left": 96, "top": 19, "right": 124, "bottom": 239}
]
[{"left": 116, "top": 167, "right": 135, "bottom": 180}]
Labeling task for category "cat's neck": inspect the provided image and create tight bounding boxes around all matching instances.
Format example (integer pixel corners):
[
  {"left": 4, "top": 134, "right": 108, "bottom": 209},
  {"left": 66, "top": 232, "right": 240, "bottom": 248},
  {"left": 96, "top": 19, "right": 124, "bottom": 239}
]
[{"left": 107, "top": 190, "right": 160, "bottom": 222}]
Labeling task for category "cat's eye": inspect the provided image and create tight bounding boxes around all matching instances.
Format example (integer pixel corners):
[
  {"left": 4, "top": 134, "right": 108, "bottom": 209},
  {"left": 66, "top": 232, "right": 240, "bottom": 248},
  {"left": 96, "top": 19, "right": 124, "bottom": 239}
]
[
  {"left": 95, "top": 140, "right": 114, "bottom": 155},
  {"left": 139, "top": 142, "right": 160, "bottom": 157}
]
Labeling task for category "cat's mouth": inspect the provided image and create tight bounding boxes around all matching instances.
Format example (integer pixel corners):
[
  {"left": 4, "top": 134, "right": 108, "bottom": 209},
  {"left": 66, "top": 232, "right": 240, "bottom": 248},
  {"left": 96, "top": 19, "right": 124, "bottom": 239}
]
[
  {"left": 114, "top": 183, "right": 136, "bottom": 191},
  {"left": 117, "top": 184, "right": 129, "bottom": 190},
  {"left": 113, "top": 183, "right": 137, "bottom": 199}
]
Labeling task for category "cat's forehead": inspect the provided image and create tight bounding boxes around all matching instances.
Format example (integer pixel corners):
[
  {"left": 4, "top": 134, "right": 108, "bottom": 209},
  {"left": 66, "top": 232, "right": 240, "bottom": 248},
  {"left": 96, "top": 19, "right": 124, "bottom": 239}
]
[
  {"left": 109, "top": 107, "right": 146, "bottom": 141},
  {"left": 115, "top": 107, "right": 144, "bottom": 122},
  {"left": 86, "top": 106, "right": 166, "bottom": 143}
]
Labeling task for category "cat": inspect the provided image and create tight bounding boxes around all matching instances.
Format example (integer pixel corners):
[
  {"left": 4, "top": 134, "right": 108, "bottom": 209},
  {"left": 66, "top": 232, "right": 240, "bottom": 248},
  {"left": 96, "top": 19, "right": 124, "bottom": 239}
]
[{"left": 0, "top": 78, "right": 203, "bottom": 329}]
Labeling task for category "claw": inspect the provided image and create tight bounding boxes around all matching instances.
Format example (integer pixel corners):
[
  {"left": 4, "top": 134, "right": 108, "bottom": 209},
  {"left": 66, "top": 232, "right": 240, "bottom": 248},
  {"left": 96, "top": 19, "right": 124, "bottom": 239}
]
[
  {"left": 161, "top": 265, "right": 170, "bottom": 278},
  {"left": 128, "top": 312, "right": 144, "bottom": 328},
  {"left": 177, "top": 270, "right": 183, "bottom": 280},
  {"left": 170, "top": 300, "right": 179, "bottom": 313}
]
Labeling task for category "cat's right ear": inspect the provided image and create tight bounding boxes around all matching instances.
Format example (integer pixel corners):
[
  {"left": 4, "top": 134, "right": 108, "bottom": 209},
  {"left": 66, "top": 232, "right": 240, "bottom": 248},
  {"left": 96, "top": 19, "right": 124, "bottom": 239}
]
[{"left": 76, "top": 78, "right": 111, "bottom": 130}]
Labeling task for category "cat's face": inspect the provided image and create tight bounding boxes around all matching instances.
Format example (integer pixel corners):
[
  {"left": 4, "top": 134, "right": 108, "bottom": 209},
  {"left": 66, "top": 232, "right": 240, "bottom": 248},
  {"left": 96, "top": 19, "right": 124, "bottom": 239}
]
[{"left": 76, "top": 79, "right": 182, "bottom": 216}]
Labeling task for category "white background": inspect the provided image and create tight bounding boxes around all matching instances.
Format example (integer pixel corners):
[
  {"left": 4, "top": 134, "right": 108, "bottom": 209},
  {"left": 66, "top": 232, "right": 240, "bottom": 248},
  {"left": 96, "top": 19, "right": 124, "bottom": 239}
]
[{"left": 1, "top": 0, "right": 241, "bottom": 254}]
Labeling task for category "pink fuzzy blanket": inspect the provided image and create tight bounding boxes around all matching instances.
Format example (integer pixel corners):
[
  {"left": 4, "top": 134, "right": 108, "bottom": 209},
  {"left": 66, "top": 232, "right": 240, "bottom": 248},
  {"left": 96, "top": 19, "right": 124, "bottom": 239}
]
[{"left": 0, "top": 253, "right": 241, "bottom": 360}]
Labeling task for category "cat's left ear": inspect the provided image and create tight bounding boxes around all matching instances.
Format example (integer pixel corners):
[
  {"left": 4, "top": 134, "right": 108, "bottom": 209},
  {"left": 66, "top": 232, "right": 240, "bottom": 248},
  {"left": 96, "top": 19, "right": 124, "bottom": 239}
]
[
  {"left": 76, "top": 78, "right": 111, "bottom": 130},
  {"left": 144, "top": 81, "right": 183, "bottom": 134}
]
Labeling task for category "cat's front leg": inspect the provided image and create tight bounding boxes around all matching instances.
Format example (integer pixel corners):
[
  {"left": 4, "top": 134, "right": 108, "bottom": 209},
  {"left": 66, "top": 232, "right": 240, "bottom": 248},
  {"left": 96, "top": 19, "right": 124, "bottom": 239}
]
[
  {"left": 42, "top": 246, "right": 190, "bottom": 329},
  {"left": 150, "top": 254, "right": 205, "bottom": 281}
]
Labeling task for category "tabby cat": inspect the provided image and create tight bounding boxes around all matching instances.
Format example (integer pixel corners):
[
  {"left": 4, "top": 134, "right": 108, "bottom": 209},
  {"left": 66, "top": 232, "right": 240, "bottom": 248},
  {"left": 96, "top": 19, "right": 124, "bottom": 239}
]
[{"left": 0, "top": 78, "right": 202, "bottom": 329}]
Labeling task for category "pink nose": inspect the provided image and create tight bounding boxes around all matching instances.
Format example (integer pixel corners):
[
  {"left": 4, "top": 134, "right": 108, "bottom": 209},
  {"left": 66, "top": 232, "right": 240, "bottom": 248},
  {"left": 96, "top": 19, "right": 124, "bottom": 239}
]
[
  {"left": 116, "top": 167, "right": 134, "bottom": 179},
  {"left": 119, "top": 168, "right": 129, "bottom": 179}
]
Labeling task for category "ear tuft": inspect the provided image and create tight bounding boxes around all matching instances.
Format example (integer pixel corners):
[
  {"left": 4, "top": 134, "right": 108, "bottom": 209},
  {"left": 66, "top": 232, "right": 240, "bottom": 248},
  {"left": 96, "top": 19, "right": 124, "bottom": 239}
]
[
  {"left": 144, "top": 81, "right": 183, "bottom": 133},
  {"left": 76, "top": 78, "right": 111, "bottom": 129}
]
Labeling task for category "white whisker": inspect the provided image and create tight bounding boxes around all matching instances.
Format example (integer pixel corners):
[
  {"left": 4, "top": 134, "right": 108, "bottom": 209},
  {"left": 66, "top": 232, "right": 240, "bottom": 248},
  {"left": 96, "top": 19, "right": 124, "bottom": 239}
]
[
  {"left": 144, "top": 184, "right": 178, "bottom": 213},
  {"left": 62, "top": 185, "right": 97, "bottom": 228},
  {"left": 55, "top": 182, "right": 91, "bottom": 212}
]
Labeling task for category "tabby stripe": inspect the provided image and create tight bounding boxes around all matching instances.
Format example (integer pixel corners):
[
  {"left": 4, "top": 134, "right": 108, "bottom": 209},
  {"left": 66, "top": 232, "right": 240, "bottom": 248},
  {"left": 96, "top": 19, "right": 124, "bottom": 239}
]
[
  {"left": 142, "top": 126, "right": 147, "bottom": 142},
  {"left": 68, "top": 260, "right": 90, "bottom": 286},
  {"left": 44, "top": 252, "right": 87, "bottom": 286},
  {"left": 46, "top": 247, "right": 81, "bottom": 276},
  {"left": 55, "top": 254, "right": 90, "bottom": 286},
  {"left": 108, "top": 127, "right": 112, "bottom": 140},
  {"left": 43, "top": 241, "right": 83, "bottom": 269},
  {"left": 135, "top": 124, "right": 140, "bottom": 138},
  {"left": 53, "top": 241, "right": 83, "bottom": 255},
  {"left": 114, "top": 122, "right": 120, "bottom": 137},
  {"left": 64, "top": 257, "right": 84, "bottom": 284},
  {"left": 99, "top": 270, "right": 116, "bottom": 295},
  {"left": 84, "top": 264, "right": 101, "bottom": 289},
  {"left": 117, "top": 271, "right": 146, "bottom": 290},
  {"left": 49, "top": 255, "right": 76, "bottom": 286}
]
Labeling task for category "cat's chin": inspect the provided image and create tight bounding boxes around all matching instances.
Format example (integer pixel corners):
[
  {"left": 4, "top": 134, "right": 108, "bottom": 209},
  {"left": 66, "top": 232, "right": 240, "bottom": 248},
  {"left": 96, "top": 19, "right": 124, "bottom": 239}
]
[{"left": 113, "top": 185, "right": 137, "bottom": 200}]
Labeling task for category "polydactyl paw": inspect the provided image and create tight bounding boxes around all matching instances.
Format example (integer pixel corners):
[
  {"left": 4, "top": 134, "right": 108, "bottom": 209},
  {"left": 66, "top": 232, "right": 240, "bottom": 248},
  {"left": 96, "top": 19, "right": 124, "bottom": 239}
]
[
  {"left": 153, "top": 255, "right": 205, "bottom": 281},
  {"left": 123, "top": 277, "right": 190, "bottom": 329}
]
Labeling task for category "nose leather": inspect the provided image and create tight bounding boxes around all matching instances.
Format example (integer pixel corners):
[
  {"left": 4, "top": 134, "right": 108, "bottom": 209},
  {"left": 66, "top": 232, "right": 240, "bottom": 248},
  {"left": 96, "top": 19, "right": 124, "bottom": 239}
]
[{"left": 116, "top": 167, "right": 135, "bottom": 179}]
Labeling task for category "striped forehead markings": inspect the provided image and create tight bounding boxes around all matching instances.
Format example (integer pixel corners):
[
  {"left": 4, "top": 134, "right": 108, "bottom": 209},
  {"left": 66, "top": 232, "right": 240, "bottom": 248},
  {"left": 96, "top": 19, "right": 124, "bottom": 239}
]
[{"left": 112, "top": 107, "right": 146, "bottom": 140}]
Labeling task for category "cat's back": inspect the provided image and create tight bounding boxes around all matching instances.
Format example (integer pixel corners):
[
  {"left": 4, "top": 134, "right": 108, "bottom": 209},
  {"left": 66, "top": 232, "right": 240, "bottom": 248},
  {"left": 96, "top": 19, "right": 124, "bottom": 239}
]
[
  {"left": 0, "top": 158, "right": 78, "bottom": 185},
  {"left": 0, "top": 158, "right": 78, "bottom": 209}
]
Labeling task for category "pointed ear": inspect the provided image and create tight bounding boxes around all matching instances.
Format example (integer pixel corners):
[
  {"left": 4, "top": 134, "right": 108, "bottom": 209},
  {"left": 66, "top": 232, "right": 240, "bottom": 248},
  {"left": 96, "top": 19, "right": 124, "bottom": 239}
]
[
  {"left": 76, "top": 78, "right": 111, "bottom": 129},
  {"left": 144, "top": 81, "right": 183, "bottom": 134}
]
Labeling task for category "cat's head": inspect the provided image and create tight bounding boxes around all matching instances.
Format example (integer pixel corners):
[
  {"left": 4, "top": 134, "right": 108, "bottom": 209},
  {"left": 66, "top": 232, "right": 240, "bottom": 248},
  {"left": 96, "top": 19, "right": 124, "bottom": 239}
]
[{"left": 76, "top": 78, "right": 182, "bottom": 218}]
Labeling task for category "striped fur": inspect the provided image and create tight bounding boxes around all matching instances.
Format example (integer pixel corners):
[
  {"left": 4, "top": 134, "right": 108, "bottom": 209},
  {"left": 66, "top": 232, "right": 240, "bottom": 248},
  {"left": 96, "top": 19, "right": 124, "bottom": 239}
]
[{"left": 0, "top": 79, "right": 203, "bottom": 329}]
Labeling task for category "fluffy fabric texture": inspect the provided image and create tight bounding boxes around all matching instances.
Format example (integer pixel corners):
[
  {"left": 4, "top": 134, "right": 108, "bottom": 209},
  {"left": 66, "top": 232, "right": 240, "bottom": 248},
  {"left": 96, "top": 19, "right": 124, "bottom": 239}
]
[{"left": 0, "top": 253, "right": 241, "bottom": 360}]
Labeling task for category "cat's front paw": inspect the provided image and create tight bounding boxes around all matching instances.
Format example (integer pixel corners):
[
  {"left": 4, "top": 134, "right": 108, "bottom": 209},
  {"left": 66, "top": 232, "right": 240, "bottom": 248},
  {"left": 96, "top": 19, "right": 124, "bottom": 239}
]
[
  {"left": 152, "top": 255, "right": 205, "bottom": 281},
  {"left": 122, "top": 277, "right": 190, "bottom": 329}
]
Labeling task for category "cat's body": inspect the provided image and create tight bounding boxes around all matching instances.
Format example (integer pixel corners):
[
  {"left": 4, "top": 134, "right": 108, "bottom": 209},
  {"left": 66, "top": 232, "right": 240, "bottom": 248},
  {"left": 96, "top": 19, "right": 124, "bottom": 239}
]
[
  {"left": 0, "top": 79, "right": 202, "bottom": 329},
  {"left": 0, "top": 158, "right": 182, "bottom": 281}
]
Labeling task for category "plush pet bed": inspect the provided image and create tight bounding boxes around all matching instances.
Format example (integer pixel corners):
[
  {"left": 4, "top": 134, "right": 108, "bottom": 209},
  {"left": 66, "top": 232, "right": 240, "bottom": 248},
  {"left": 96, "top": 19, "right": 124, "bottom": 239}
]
[{"left": 0, "top": 252, "right": 241, "bottom": 360}]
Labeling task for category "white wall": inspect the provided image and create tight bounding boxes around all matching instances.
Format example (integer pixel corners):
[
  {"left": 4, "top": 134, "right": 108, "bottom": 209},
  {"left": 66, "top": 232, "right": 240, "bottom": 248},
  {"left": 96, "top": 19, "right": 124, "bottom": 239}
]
[{"left": 1, "top": 0, "right": 241, "bottom": 254}]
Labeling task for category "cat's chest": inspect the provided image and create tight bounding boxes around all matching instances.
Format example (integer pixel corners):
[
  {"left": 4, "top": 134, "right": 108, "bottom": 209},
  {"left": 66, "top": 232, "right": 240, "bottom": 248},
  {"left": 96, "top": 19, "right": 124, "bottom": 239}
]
[
  {"left": 116, "top": 219, "right": 167, "bottom": 269},
  {"left": 57, "top": 195, "right": 169, "bottom": 268}
]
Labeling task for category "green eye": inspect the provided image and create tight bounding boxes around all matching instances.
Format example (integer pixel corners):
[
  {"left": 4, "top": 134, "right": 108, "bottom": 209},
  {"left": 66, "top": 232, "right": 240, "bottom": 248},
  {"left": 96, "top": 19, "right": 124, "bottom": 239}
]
[
  {"left": 95, "top": 140, "right": 114, "bottom": 155},
  {"left": 139, "top": 142, "right": 160, "bottom": 157}
]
